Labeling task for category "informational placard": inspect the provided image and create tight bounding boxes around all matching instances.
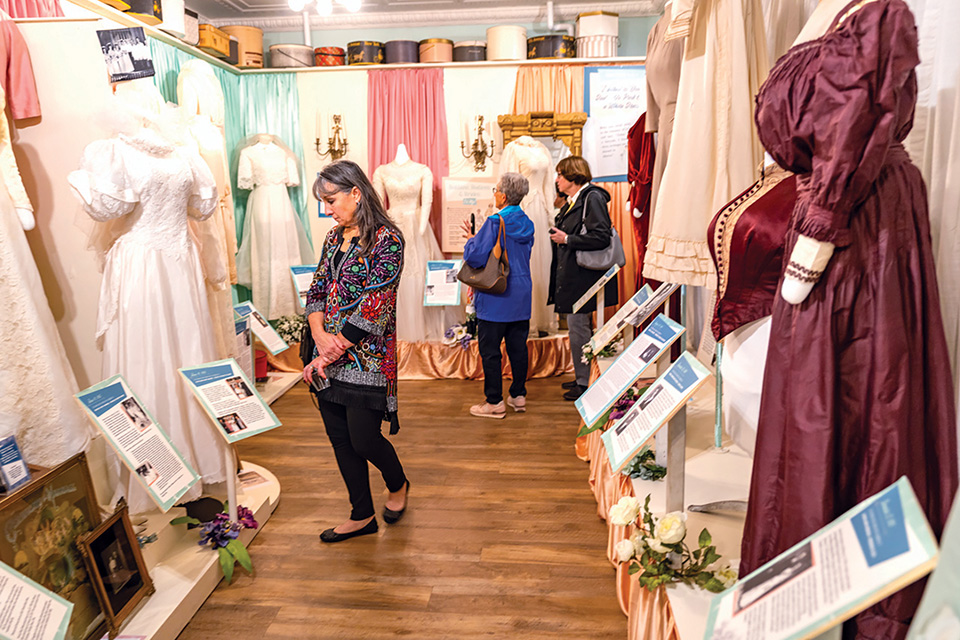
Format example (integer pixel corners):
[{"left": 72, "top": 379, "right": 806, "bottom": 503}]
[
  {"left": 441, "top": 176, "right": 497, "bottom": 253},
  {"left": 601, "top": 352, "right": 711, "bottom": 471},
  {"left": 577, "top": 314, "right": 685, "bottom": 428},
  {"left": 0, "top": 559, "right": 73, "bottom": 640},
  {"left": 233, "top": 302, "right": 288, "bottom": 355},
  {"left": 0, "top": 435, "right": 30, "bottom": 491},
  {"left": 582, "top": 66, "right": 647, "bottom": 181},
  {"left": 290, "top": 264, "right": 318, "bottom": 310},
  {"left": 705, "top": 478, "right": 940, "bottom": 640},
  {"left": 626, "top": 281, "right": 681, "bottom": 328},
  {"left": 573, "top": 264, "right": 621, "bottom": 313},
  {"left": 424, "top": 260, "right": 463, "bottom": 306},
  {"left": 76, "top": 376, "right": 200, "bottom": 512},
  {"left": 589, "top": 284, "right": 654, "bottom": 353},
  {"left": 234, "top": 316, "right": 254, "bottom": 382},
  {"left": 179, "top": 359, "right": 281, "bottom": 444}
]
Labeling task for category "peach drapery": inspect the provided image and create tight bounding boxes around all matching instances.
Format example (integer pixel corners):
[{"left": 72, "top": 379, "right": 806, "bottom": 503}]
[
  {"left": 396, "top": 335, "right": 572, "bottom": 380},
  {"left": 511, "top": 64, "right": 585, "bottom": 113}
]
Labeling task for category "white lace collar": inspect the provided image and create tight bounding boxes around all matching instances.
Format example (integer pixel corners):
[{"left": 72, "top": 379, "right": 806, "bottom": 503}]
[{"left": 119, "top": 128, "right": 176, "bottom": 156}]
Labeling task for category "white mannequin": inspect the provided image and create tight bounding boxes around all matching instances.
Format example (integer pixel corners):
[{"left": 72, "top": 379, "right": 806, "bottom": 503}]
[
  {"left": 257, "top": 133, "right": 272, "bottom": 145},
  {"left": 394, "top": 142, "right": 410, "bottom": 166},
  {"left": 779, "top": 0, "right": 877, "bottom": 304},
  {"left": 16, "top": 208, "right": 33, "bottom": 230}
]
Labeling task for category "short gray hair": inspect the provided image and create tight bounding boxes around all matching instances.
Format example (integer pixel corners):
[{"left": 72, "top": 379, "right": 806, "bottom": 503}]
[{"left": 498, "top": 172, "right": 529, "bottom": 206}]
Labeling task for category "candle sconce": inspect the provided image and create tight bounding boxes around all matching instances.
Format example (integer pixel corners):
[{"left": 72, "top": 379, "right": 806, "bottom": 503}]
[
  {"left": 316, "top": 114, "right": 349, "bottom": 160},
  {"left": 460, "top": 115, "right": 495, "bottom": 172}
]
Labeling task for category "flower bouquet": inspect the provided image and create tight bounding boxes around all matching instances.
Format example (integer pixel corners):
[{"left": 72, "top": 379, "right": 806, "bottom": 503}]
[
  {"left": 581, "top": 338, "right": 622, "bottom": 364},
  {"left": 577, "top": 382, "right": 651, "bottom": 438},
  {"left": 442, "top": 323, "right": 475, "bottom": 350},
  {"left": 620, "top": 446, "right": 667, "bottom": 481},
  {"left": 171, "top": 502, "right": 259, "bottom": 583},
  {"left": 273, "top": 313, "right": 306, "bottom": 345},
  {"left": 609, "top": 494, "right": 736, "bottom": 594}
]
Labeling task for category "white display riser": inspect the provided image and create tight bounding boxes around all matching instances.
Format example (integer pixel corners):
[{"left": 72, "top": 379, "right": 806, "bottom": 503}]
[
  {"left": 259, "top": 371, "right": 302, "bottom": 405},
  {"left": 631, "top": 445, "right": 751, "bottom": 640},
  {"left": 121, "top": 461, "right": 281, "bottom": 640}
]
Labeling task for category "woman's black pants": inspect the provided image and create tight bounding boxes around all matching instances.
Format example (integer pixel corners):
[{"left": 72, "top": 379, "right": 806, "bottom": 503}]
[{"left": 318, "top": 399, "right": 406, "bottom": 520}]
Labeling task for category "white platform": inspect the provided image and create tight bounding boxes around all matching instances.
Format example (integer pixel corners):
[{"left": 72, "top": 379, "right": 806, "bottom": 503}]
[
  {"left": 258, "top": 371, "right": 301, "bottom": 405},
  {"left": 119, "top": 461, "right": 281, "bottom": 640}
]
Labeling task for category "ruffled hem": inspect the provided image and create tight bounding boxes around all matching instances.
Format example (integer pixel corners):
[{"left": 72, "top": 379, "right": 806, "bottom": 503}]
[{"left": 642, "top": 235, "right": 717, "bottom": 288}]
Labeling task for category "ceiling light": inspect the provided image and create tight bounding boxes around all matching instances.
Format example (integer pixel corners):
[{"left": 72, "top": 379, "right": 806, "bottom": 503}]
[
  {"left": 288, "top": 0, "right": 308, "bottom": 10},
  {"left": 316, "top": 0, "right": 332, "bottom": 15},
  {"left": 335, "top": 0, "right": 361, "bottom": 12}
]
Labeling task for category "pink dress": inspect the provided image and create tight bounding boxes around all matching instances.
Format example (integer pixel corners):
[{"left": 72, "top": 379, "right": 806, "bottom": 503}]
[
  {"left": 741, "top": 2, "right": 958, "bottom": 638},
  {"left": 0, "top": 0, "right": 61, "bottom": 18}
]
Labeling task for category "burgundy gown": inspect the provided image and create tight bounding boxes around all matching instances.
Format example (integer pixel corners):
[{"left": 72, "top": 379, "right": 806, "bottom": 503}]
[{"left": 740, "top": 2, "right": 958, "bottom": 639}]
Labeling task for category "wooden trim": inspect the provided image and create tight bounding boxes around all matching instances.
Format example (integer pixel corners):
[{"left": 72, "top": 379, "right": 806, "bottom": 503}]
[{"left": 497, "top": 111, "right": 588, "bottom": 156}]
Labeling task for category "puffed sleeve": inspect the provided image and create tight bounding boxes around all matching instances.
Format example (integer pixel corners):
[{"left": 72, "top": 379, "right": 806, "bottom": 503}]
[
  {"left": 237, "top": 147, "right": 254, "bottom": 190},
  {"left": 305, "top": 229, "right": 336, "bottom": 317},
  {"left": 184, "top": 146, "right": 218, "bottom": 221},
  {"left": 344, "top": 227, "right": 403, "bottom": 337},
  {"left": 796, "top": 2, "right": 920, "bottom": 248},
  {"left": 67, "top": 138, "right": 137, "bottom": 221},
  {"left": 285, "top": 154, "right": 300, "bottom": 187}
]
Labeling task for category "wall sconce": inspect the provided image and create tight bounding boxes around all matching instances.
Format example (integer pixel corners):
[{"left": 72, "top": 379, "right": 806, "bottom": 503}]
[
  {"left": 316, "top": 113, "right": 349, "bottom": 161},
  {"left": 460, "top": 115, "right": 495, "bottom": 172}
]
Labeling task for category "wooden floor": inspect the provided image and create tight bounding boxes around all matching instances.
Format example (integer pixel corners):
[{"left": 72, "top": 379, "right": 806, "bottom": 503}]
[{"left": 177, "top": 376, "right": 625, "bottom": 640}]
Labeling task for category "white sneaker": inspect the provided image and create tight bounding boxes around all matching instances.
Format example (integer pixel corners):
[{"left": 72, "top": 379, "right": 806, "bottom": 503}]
[
  {"left": 506, "top": 396, "right": 526, "bottom": 412},
  {"left": 470, "top": 401, "right": 506, "bottom": 419}
]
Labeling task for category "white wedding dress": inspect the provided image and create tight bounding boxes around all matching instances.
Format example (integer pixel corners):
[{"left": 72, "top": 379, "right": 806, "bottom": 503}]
[
  {"left": 235, "top": 140, "right": 313, "bottom": 320},
  {"left": 372, "top": 161, "right": 449, "bottom": 342},
  {"left": 499, "top": 136, "right": 558, "bottom": 335},
  {"left": 0, "top": 83, "right": 91, "bottom": 467},
  {"left": 69, "top": 128, "right": 229, "bottom": 513}
]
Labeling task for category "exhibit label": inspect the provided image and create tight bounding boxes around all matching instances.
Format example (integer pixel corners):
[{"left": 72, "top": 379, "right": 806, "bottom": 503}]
[
  {"left": 573, "top": 264, "right": 621, "bottom": 313},
  {"left": 424, "top": 260, "right": 463, "bottom": 306},
  {"left": 589, "top": 284, "right": 654, "bottom": 354},
  {"left": 441, "top": 177, "right": 497, "bottom": 253},
  {"left": 289, "top": 264, "right": 318, "bottom": 310},
  {"left": 233, "top": 302, "right": 288, "bottom": 355},
  {"left": 0, "top": 560, "right": 73, "bottom": 640},
  {"left": 179, "top": 359, "right": 281, "bottom": 444},
  {"left": 76, "top": 376, "right": 200, "bottom": 512},
  {"left": 234, "top": 316, "right": 254, "bottom": 382}
]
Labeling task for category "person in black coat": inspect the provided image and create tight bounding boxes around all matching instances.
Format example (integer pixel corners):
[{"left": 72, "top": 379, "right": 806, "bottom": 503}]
[{"left": 548, "top": 156, "right": 619, "bottom": 400}]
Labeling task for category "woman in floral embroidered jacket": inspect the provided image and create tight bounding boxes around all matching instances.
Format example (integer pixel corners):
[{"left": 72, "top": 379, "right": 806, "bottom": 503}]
[{"left": 303, "top": 160, "right": 409, "bottom": 543}]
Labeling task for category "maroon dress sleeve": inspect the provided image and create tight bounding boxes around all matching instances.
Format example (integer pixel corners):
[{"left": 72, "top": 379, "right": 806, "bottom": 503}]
[{"left": 796, "top": 1, "right": 919, "bottom": 247}]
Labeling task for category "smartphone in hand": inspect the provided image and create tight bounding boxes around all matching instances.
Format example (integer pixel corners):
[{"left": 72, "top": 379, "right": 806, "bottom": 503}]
[{"left": 470, "top": 212, "right": 476, "bottom": 235}]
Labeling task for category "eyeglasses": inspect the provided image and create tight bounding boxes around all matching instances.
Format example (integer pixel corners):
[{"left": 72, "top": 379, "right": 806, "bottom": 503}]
[{"left": 492, "top": 186, "right": 500, "bottom": 194}]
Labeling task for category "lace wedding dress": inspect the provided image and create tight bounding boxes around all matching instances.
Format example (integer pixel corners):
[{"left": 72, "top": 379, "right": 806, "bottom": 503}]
[
  {"left": 235, "top": 140, "right": 313, "bottom": 320},
  {"left": 500, "top": 136, "right": 558, "bottom": 334},
  {"left": 69, "top": 128, "right": 229, "bottom": 513},
  {"left": 373, "top": 161, "right": 449, "bottom": 342},
  {"left": 0, "top": 82, "right": 90, "bottom": 467}
]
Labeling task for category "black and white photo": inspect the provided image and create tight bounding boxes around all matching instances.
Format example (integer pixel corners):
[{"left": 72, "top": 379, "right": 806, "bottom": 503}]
[{"left": 96, "top": 27, "right": 154, "bottom": 83}]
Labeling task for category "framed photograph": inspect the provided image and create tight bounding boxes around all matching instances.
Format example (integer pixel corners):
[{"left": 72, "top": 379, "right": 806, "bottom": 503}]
[
  {"left": 95, "top": 27, "right": 154, "bottom": 83},
  {"left": 0, "top": 452, "right": 105, "bottom": 640},
  {"left": 77, "top": 506, "right": 154, "bottom": 639}
]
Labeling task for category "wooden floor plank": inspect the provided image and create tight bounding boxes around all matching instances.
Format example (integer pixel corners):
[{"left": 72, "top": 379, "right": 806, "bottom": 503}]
[{"left": 177, "top": 375, "right": 625, "bottom": 640}]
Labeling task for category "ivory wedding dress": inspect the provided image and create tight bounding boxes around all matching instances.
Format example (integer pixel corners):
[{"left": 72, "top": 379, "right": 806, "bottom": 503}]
[
  {"left": 373, "top": 161, "right": 448, "bottom": 342},
  {"left": 499, "top": 136, "right": 557, "bottom": 334},
  {"left": 69, "top": 127, "right": 229, "bottom": 513},
  {"left": 235, "top": 139, "right": 313, "bottom": 320}
]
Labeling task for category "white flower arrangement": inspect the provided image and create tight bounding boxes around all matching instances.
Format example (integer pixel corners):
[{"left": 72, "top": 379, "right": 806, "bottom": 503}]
[{"left": 442, "top": 323, "right": 475, "bottom": 350}]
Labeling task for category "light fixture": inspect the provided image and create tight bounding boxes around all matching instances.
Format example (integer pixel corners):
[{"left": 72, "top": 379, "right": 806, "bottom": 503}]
[
  {"left": 335, "top": 0, "right": 361, "bottom": 12},
  {"left": 316, "top": 114, "right": 349, "bottom": 161},
  {"left": 316, "top": 0, "right": 332, "bottom": 15},
  {"left": 287, "top": 0, "right": 307, "bottom": 10},
  {"left": 461, "top": 115, "right": 495, "bottom": 172}
]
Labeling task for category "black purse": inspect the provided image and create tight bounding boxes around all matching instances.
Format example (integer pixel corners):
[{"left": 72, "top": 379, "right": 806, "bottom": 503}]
[{"left": 299, "top": 322, "right": 315, "bottom": 368}]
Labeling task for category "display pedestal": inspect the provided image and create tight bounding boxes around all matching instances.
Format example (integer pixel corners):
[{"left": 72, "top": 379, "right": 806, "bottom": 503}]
[
  {"left": 397, "top": 334, "right": 573, "bottom": 380},
  {"left": 119, "top": 461, "right": 280, "bottom": 640},
  {"left": 258, "top": 371, "right": 302, "bottom": 404}
]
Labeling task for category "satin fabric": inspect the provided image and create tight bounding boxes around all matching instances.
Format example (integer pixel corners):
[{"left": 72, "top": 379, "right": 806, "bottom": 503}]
[
  {"left": 0, "top": 18, "right": 38, "bottom": 120},
  {"left": 367, "top": 68, "right": 449, "bottom": 243},
  {"left": 511, "top": 64, "right": 585, "bottom": 113},
  {"left": 394, "top": 336, "right": 572, "bottom": 380},
  {"left": 626, "top": 115, "right": 657, "bottom": 292},
  {"left": 743, "top": 2, "right": 958, "bottom": 638}
]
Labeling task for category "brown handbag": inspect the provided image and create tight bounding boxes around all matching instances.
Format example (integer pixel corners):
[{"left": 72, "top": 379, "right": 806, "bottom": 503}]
[{"left": 456, "top": 215, "right": 510, "bottom": 294}]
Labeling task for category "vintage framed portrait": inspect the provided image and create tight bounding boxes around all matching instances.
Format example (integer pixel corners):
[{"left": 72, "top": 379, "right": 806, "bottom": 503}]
[
  {"left": 0, "top": 452, "right": 105, "bottom": 640},
  {"left": 77, "top": 506, "right": 154, "bottom": 639}
]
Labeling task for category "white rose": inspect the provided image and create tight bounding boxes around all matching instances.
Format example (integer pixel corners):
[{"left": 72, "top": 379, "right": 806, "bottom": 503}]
[
  {"left": 654, "top": 512, "right": 687, "bottom": 545},
  {"left": 614, "top": 538, "right": 636, "bottom": 562},
  {"left": 631, "top": 532, "right": 646, "bottom": 556},
  {"left": 716, "top": 564, "right": 738, "bottom": 589},
  {"left": 648, "top": 537, "right": 670, "bottom": 554},
  {"left": 608, "top": 496, "right": 641, "bottom": 526}
]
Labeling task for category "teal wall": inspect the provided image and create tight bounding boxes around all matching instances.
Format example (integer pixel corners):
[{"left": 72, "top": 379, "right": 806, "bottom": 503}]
[{"left": 261, "top": 15, "right": 659, "bottom": 63}]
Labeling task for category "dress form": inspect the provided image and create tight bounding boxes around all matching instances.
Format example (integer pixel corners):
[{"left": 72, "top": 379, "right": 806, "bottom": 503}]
[{"left": 372, "top": 157, "right": 449, "bottom": 341}]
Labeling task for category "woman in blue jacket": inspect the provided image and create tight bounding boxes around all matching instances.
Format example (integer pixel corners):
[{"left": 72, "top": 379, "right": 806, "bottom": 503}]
[{"left": 461, "top": 173, "right": 534, "bottom": 419}]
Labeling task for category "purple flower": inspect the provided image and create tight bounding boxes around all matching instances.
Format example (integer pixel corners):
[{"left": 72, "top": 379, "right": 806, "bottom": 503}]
[
  {"left": 237, "top": 505, "right": 259, "bottom": 530},
  {"left": 198, "top": 515, "right": 241, "bottom": 549},
  {"left": 444, "top": 327, "right": 456, "bottom": 339}
]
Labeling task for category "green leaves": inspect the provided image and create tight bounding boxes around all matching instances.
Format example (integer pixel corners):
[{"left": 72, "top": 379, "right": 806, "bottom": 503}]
[
  {"left": 227, "top": 539, "right": 253, "bottom": 573},
  {"left": 170, "top": 516, "right": 202, "bottom": 526},
  {"left": 698, "top": 528, "right": 712, "bottom": 548},
  {"left": 218, "top": 547, "right": 234, "bottom": 584}
]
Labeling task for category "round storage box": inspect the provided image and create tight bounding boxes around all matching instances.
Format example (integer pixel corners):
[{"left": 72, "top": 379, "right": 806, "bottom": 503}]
[
  {"left": 419, "top": 38, "right": 453, "bottom": 63},
  {"left": 576, "top": 35, "right": 618, "bottom": 58},
  {"left": 314, "top": 46, "right": 345, "bottom": 66},
  {"left": 486, "top": 25, "right": 526, "bottom": 61},
  {"left": 220, "top": 25, "right": 263, "bottom": 68},
  {"left": 385, "top": 40, "right": 419, "bottom": 63},
  {"left": 527, "top": 34, "right": 576, "bottom": 59},
  {"left": 347, "top": 40, "right": 384, "bottom": 65},
  {"left": 453, "top": 40, "right": 486, "bottom": 62},
  {"left": 269, "top": 43, "right": 314, "bottom": 68}
]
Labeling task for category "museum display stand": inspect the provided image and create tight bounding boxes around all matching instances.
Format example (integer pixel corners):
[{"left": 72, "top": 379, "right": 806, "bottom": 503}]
[{"left": 576, "top": 355, "right": 750, "bottom": 639}]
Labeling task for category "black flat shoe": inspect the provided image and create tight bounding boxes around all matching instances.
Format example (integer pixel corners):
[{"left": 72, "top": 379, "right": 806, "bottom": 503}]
[
  {"left": 563, "top": 385, "right": 587, "bottom": 401},
  {"left": 319, "top": 518, "right": 378, "bottom": 543},
  {"left": 383, "top": 480, "right": 410, "bottom": 524},
  {"left": 561, "top": 380, "right": 579, "bottom": 390}
]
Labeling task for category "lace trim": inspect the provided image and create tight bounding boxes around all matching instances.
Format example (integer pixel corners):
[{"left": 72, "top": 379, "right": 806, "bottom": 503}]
[{"left": 119, "top": 130, "right": 176, "bottom": 156}]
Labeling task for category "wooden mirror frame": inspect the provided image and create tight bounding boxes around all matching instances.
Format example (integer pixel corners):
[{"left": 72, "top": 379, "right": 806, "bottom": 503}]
[{"left": 497, "top": 111, "right": 588, "bottom": 156}]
